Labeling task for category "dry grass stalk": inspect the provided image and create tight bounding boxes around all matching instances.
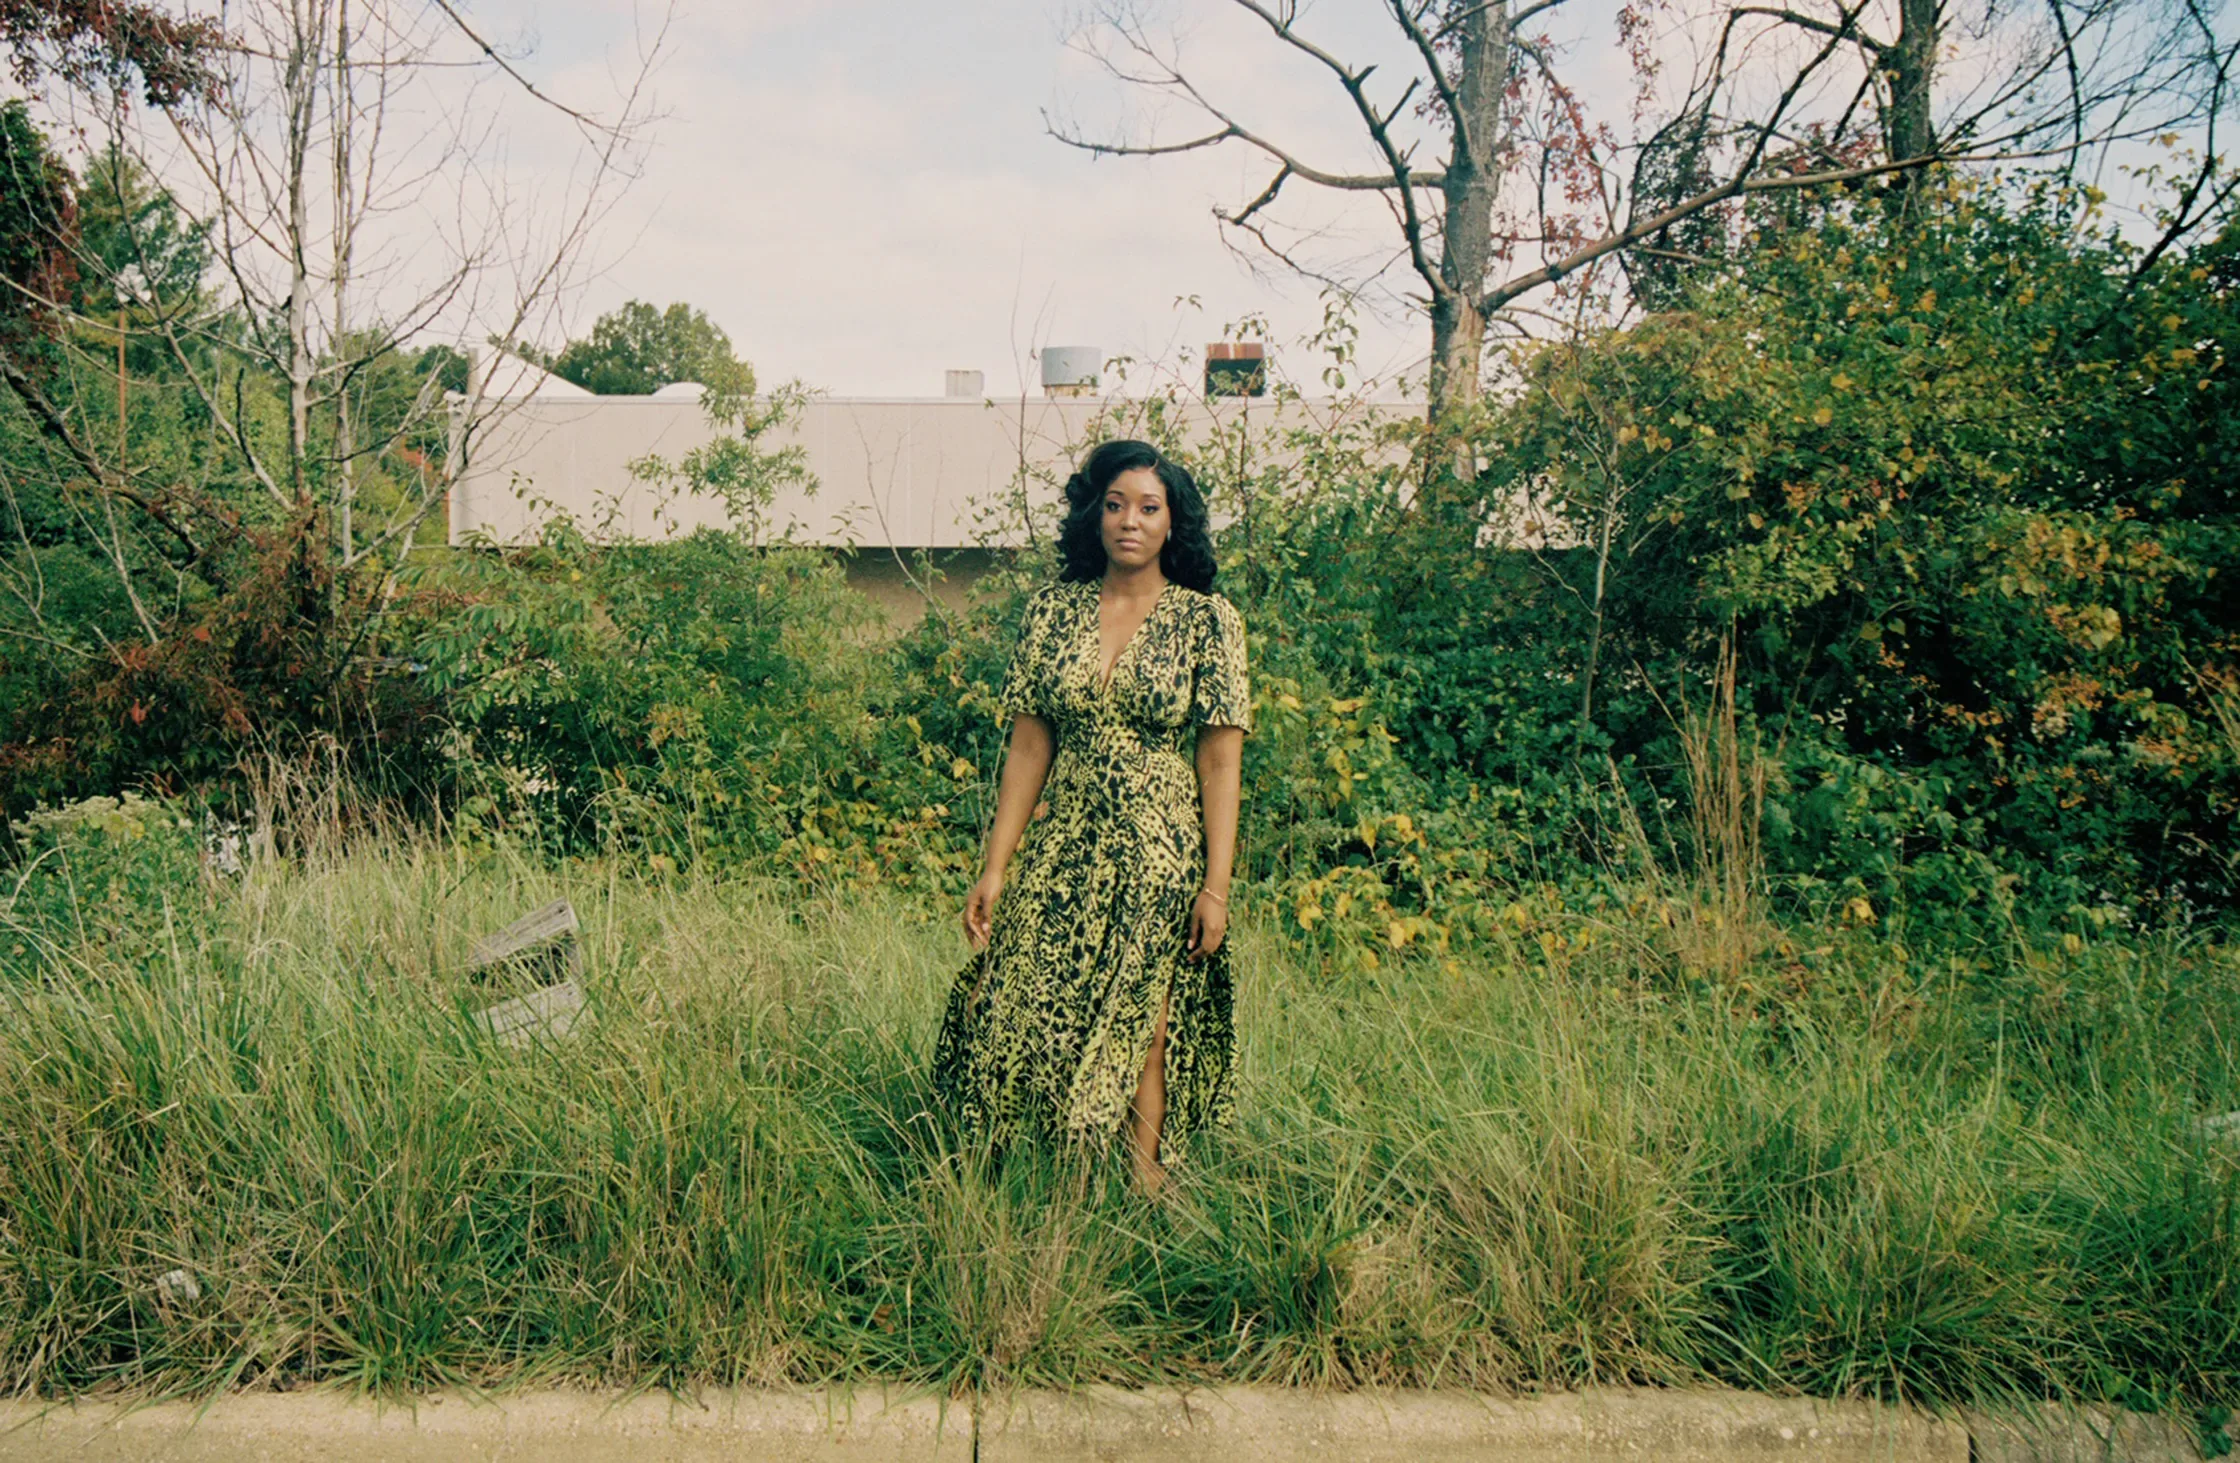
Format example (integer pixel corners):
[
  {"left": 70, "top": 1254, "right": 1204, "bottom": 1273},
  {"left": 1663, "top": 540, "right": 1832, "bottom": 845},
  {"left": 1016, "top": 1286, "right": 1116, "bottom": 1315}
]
[{"left": 1667, "top": 639, "right": 1775, "bottom": 982}]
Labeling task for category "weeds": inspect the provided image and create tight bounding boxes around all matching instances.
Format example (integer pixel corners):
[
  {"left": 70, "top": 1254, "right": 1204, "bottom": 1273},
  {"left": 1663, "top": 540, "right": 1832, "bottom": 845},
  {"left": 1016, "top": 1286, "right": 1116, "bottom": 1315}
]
[{"left": 1, "top": 832, "right": 2235, "bottom": 1407}]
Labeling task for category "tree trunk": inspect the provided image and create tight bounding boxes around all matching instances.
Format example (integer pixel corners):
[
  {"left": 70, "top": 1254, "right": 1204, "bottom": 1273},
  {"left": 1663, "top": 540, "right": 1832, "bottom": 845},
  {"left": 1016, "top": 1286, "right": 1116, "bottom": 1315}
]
[
  {"left": 1886, "top": 0, "right": 1940, "bottom": 164},
  {"left": 331, "top": 0, "right": 356, "bottom": 564},
  {"left": 1428, "top": 291, "right": 1487, "bottom": 424},
  {"left": 284, "top": 16, "right": 316, "bottom": 508},
  {"left": 1426, "top": 0, "right": 1510, "bottom": 481},
  {"left": 1574, "top": 491, "right": 1616, "bottom": 756}
]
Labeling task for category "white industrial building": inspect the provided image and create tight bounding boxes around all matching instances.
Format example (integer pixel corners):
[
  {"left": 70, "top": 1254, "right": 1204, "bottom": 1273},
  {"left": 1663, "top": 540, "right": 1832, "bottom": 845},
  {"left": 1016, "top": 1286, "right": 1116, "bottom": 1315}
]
[{"left": 446, "top": 347, "right": 1425, "bottom": 619}]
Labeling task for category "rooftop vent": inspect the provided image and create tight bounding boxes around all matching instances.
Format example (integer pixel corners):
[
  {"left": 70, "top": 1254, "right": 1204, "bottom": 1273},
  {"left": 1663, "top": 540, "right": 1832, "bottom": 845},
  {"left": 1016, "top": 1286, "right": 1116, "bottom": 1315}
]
[
  {"left": 945, "top": 369, "right": 985, "bottom": 398},
  {"left": 1204, "top": 342, "right": 1267, "bottom": 398},
  {"left": 1040, "top": 346, "right": 1100, "bottom": 399}
]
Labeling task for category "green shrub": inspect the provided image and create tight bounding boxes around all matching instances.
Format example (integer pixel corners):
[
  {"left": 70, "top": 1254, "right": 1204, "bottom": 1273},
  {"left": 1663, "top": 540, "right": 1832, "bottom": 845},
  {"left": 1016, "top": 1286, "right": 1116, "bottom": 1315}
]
[
  {"left": 1476, "top": 181, "right": 2239, "bottom": 924},
  {"left": 1, "top": 793, "right": 208, "bottom": 976}
]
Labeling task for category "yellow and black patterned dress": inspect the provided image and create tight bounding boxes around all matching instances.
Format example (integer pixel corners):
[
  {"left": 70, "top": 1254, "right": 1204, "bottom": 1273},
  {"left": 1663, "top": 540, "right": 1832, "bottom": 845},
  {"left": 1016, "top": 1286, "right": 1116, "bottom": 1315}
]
[{"left": 932, "top": 578, "right": 1251, "bottom": 1158}]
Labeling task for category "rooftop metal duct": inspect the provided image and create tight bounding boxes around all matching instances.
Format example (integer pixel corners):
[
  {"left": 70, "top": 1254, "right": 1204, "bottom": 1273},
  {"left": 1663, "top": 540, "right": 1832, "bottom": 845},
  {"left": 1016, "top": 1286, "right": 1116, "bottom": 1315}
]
[{"left": 1040, "top": 346, "right": 1100, "bottom": 398}]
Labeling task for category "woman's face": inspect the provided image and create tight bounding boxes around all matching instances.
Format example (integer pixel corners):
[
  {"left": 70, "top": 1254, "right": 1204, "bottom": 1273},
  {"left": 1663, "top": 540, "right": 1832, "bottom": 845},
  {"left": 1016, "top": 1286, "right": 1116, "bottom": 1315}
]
[{"left": 1100, "top": 466, "right": 1170, "bottom": 573}]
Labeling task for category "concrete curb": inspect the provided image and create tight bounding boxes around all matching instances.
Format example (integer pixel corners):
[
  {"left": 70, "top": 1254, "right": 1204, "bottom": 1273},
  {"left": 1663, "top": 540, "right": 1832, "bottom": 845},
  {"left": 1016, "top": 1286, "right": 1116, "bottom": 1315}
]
[
  {"left": 0, "top": 1385, "right": 2005, "bottom": 1462},
  {"left": 1966, "top": 1405, "right": 2212, "bottom": 1463},
  {"left": 0, "top": 1385, "right": 2219, "bottom": 1461}
]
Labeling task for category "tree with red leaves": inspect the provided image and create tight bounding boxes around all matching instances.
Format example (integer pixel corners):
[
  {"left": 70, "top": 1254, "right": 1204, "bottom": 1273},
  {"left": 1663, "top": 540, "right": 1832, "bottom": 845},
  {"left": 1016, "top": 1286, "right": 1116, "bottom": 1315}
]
[
  {"left": 0, "top": 0, "right": 215, "bottom": 381},
  {"left": 0, "top": 0, "right": 221, "bottom": 105},
  {"left": 0, "top": 98, "right": 77, "bottom": 363}
]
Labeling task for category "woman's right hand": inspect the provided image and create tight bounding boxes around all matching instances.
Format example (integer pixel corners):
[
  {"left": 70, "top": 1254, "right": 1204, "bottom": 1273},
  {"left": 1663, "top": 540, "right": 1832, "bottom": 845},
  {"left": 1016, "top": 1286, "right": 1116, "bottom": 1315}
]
[{"left": 962, "top": 870, "right": 1003, "bottom": 950}]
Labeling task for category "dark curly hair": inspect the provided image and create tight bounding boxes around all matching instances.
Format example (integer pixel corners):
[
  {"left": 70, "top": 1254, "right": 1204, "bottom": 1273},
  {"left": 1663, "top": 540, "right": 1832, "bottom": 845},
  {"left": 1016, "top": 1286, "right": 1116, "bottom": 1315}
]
[{"left": 1056, "top": 439, "right": 1218, "bottom": 592}]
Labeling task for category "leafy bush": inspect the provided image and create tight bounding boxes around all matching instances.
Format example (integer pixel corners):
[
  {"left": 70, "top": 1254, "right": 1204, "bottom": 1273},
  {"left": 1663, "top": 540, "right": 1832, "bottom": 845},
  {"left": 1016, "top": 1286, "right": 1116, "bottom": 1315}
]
[
  {"left": 1, "top": 793, "right": 207, "bottom": 976},
  {"left": 6, "top": 177, "right": 2235, "bottom": 967},
  {"left": 1476, "top": 181, "right": 2239, "bottom": 925}
]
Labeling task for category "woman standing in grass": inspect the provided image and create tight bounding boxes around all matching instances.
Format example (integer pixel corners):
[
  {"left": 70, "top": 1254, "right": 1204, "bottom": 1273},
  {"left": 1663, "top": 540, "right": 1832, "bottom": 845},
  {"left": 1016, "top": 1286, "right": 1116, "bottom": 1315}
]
[{"left": 932, "top": 439, "right": 1250, "bottom": 1195}]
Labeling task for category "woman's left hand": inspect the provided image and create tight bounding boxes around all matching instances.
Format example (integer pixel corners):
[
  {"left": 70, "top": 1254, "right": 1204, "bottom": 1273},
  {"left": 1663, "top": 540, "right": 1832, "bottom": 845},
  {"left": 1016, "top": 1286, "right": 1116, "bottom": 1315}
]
[{"left": 1187, "top": 890, "right": 1228, "bottom": 961}]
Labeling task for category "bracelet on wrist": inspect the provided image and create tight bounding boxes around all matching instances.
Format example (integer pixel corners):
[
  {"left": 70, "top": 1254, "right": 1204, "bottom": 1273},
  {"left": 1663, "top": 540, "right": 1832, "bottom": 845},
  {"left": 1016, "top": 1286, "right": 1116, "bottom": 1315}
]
[{"left": 1199, "top": 888, "right": 1229, "bottom": 907}]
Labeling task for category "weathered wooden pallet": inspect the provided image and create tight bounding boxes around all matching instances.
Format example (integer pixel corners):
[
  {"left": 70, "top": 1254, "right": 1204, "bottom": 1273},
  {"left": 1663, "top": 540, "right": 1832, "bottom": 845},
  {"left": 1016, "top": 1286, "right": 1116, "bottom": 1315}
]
[
  {"left": 468, "top": 898, "right": 583, "bottom": 978},
  {"left": 474, "top": 979, "right": 585, "bottom": 1048},
  {"left": 468, "top": 899, "right": 585, "bottom": 1048}
]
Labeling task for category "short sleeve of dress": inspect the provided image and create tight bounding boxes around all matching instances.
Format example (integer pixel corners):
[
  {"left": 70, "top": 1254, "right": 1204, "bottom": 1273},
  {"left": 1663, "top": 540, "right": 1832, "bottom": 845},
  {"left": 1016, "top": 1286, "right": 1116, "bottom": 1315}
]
[
  {"left": 996, "top": 587, "right": 1055, "bottom": 722},
  {"left": 1190, "top": 594, "right": 1252, "bottom": 732}
]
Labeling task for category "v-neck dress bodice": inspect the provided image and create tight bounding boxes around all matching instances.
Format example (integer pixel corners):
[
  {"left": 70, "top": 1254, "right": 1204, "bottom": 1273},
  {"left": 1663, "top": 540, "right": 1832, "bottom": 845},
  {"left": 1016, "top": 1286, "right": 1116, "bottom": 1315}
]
[
  {"left": 931, "top": 578, "right": 1252, "bottom": 1158},
  {"left": 1094, "top": 582, "right": 1167, "bottom": 691}
]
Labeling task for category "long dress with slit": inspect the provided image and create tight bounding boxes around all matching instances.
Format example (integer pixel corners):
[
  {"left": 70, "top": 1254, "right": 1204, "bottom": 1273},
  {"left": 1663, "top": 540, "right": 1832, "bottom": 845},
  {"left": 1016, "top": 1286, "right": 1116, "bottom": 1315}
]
[{"left": 930, "top": 578, "right": 1252, "bottom": 1161}]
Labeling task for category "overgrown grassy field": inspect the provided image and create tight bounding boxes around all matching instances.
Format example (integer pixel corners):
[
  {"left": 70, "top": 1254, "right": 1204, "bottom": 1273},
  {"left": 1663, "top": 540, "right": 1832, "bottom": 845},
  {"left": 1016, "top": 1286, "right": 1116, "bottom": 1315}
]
[{"left": 3, "top": 833, "right": 2238, "bottom": 1410}]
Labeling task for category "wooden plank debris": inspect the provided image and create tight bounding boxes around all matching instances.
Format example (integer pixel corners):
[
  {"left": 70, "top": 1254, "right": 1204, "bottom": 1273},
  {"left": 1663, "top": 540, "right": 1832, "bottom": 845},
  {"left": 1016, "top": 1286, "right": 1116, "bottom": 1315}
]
[
  {"left": 475, "top": 980, "right": 586, "bottom": 1049},
  {"left": 468, "top": 899, "right": 586, "bottom": 1047},
  {"left": 468, "top": 898, "right": 583, "bottom": 979}
]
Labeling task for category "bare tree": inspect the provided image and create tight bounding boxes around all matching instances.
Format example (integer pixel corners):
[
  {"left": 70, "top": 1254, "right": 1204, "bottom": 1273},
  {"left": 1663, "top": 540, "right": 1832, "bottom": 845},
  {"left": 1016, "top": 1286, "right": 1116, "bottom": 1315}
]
[
  {"left": 3, "top": 0, "right": 667, "bottom": 652},
  {"left": 172, "top": 0, "right": 662, "bottom": 556},
  {"left": 1053, "top": 0, "right": 2233, "bottom": 433}
]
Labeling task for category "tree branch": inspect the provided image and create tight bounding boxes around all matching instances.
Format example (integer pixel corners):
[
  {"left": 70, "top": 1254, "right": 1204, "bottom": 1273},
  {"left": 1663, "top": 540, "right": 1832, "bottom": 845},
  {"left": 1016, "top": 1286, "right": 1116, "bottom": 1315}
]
[
  {"left": 1389, "top": 0, "right": 1469, "bottom": 158},
  {"left": 2049, "top": 0, "right": 2090, "bottom": 180},
  {"left": 1217, "top": 210, "right": 1395, "bottom": 300},
  {"left": 1731, "top": 4, "right": 1889, "bottom": 52},
  {"left": 1045, "top": 105, "right": 1440, "bottom": 189},
  {"left": 1431, "top": 0, "right": 1567, "bottom": 47},
  {"left": 424, "top": 0, "right": 640, "bottom": 139},
  {"left": 1484, "top": 152, "right": 1949, "bottom": 314},
  {"left": 1224, "top": 163, "right": 1294, "bottom": 225},
  {"left": 1228, "top": 0, "right": 1446, "bottom": 295},
  {"left": 2127, "top": 0, "right": 2240, "bottom": 282},
  {"left": 0, "top": 355, "right": 208, "bottom": 564}
]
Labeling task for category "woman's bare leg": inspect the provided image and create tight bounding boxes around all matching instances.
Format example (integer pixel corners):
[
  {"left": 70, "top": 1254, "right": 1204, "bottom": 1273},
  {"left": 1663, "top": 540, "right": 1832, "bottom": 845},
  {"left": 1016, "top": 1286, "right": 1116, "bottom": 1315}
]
[{"left": 1125, "top": 993, "right": 1171, "bottom": 1196}]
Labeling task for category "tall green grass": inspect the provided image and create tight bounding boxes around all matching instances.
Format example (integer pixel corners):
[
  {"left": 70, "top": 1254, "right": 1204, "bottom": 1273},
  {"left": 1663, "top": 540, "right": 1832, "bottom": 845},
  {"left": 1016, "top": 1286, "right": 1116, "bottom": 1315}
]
[{"left": 2, "top": 834, "right": 2236, "bottom": 1405}]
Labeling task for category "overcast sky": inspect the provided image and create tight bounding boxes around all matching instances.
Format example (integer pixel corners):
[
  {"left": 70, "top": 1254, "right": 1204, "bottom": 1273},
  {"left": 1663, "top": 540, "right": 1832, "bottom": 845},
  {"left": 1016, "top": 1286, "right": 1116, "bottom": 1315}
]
[
  {"left": 480, "top": 0, "right": 1490, "bottom": 399},
  {"left": 55, "top": 0, "right": 2206, "bottom": 402}
]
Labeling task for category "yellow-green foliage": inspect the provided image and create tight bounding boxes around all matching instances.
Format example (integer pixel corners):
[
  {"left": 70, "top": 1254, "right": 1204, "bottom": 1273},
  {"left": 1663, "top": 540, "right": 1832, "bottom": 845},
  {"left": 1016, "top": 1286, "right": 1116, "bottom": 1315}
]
[{"left": 1476, "top": 179, "right": 2238, "bottom": 924}]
